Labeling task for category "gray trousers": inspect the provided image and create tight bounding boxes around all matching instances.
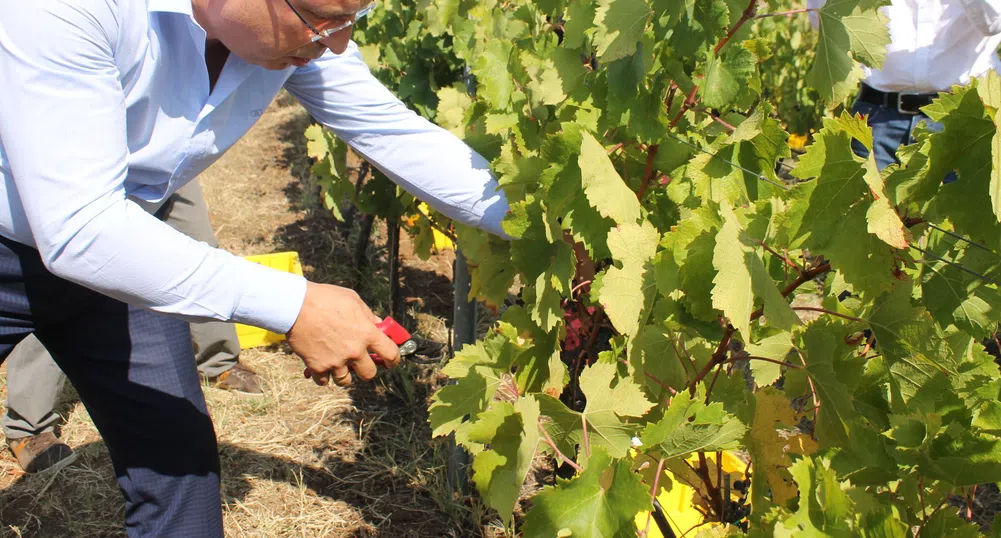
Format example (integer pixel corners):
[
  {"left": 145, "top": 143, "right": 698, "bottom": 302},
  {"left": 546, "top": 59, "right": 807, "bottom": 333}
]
[{"left": 2, "top": 180, "right": 241, "bottom": 440}]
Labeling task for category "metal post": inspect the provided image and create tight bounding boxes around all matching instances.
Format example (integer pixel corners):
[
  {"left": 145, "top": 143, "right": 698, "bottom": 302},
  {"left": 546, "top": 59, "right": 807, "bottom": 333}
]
[{"left": 446, "top": 248, "right": 475, "bottom": 495}]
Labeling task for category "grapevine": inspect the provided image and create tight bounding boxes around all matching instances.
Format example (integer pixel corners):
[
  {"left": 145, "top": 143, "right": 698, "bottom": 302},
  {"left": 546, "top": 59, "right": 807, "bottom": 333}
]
[{"left": 309, "top": 0, "right": 1001, "bottom": 534}]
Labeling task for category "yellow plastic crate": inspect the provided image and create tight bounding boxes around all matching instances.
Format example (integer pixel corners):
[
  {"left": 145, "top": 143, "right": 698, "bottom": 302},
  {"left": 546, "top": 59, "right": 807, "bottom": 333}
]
[
  {"left": 635, "top": 451, "right": 747, "bottom": 537},
  {"left": 234, "top": 251, "right": 304, "bottom": 349}
]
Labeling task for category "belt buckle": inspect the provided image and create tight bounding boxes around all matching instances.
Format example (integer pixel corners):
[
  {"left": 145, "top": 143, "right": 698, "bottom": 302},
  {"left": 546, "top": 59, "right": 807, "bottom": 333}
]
[{"left": 897, "top": 92, "right": 922, "bottom": 115}]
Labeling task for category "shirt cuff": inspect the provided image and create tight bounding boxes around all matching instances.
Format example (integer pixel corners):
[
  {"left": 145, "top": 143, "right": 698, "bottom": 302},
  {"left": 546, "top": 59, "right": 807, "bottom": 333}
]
[{"left": 231, "top": 258, "right": 308, "bottom": 334}]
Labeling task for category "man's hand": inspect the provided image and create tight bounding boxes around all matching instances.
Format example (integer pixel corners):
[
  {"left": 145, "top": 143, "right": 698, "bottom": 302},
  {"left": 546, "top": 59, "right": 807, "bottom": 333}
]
[{"left": 286, "top": 282, "right": 401, "bottom": 387}]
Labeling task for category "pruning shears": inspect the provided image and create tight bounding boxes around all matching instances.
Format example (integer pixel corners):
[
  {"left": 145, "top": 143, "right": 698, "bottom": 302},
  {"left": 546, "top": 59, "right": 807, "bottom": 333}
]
[{"left": 373, "top": 316, "right": 418, "bottom": 360}]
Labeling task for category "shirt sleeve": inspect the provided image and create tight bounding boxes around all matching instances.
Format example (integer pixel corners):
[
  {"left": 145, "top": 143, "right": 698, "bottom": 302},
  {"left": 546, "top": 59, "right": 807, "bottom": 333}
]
[
  {"left": 0, "top": 2, "right": 306, "bottom": 333},
  {"left": 283, "top": 42, "right": 510, "bottom": 238},
  {"left": 807, "top": 0, "right": 825, "bottom": 29},
  {"left": 958, "top": 0, "right": 1001, "bottom": 36}
]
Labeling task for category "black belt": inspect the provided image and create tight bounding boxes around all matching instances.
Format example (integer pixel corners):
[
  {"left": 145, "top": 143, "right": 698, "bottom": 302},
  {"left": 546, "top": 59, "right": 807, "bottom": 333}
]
[{"left": 858, "top": 84, "right": 937, "bottom": 115}]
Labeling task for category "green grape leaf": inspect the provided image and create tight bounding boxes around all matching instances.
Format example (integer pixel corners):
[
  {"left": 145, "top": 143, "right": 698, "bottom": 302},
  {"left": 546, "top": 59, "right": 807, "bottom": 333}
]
[
  {"left": 565, "top": 0, "right": 598, "bottom": 49},
  {"left": 522, "top": 447, "right": 650, "bottom": 538},
  {"left": 814, "top": 200, "right": 899, "bottom": 299},
  {"left": 868, "top": 281, "right": 957, "bottom": 413},
  {"left": 594, "top": 0, "right": 653, "bottom": 63},
  {"left": 865, "top": 195, "right": 909, "bottom": 249},
  {"left": 776, "top": 457, "right": 855, "bottom": 536},
  {"left": 472, "top": 40, "right": 515, "bottom": 109},
  {"left": 455, "top": 225, "right": 516, "bottom": 307},
  {"left": 800, "top": 318, "right": 862, "bottom": 448},
  {"left": 992, "top": 108, "right": 1001, "bottom": 222},
  {"left": 628, "top": 324, "right": 688, "bottom": 400},
  {"left": 435, "top": 87, "right": 474, "bottom": 137},
  {"left": 467, "top": 396, "right": 541, "bottom": 525},
  {"left": 701, "top": 46, "right": 757, "bottom": 109},
  {"left": 808, "top": 2, "right": 889, "bottom": 105},
  {"left": 788, "top": 114, "right": 872, "bottom": 249},
  {"left": 598, "top": 221, "right": 660, "bottom": 337},
  {"left": 745, "top": 332, "right": 794, "bottom": 387},
  {"left": 641, "top": 388, "right": 747, "bottom": 458},
  {"left": 579, "top": 131, "right": 643, "bottom": 225},
  {"left": 712, "top": 204, "right": 799, "bottom": 339},
  {"left": 428, "top": 367, "right": 498, "bottom": 438},
  {"left": 922, "top": 243, "right": 1001, "bottom": 340},
  {"left": 924, "top": 84, "right": 1000, "bottom": 243},
  {"left": 552, "top": 47, "right": 590, "bottom": 100},
  {"left": 539, "top": 362, "right": 654, "bottom": 458},
  {"left": 429, "top": 330, "right": 522, "bottom": 438}
]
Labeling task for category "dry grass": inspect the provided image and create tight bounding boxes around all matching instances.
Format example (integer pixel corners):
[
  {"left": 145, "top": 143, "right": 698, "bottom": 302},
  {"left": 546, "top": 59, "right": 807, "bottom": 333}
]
[{"left": 0, "top": 97, "right": 508, "bottom": 537}]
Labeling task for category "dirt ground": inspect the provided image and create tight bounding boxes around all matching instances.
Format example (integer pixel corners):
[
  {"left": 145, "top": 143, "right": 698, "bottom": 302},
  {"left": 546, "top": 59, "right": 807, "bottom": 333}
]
[{"left": 0, "top": 97, "right": 503, "bottom": 537}]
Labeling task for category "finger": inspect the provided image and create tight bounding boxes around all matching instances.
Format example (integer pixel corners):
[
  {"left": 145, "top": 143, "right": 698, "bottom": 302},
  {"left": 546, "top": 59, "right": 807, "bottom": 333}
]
[
  {"left": 310, "top": 370, "right": 330, "bottom": 386},
  {"left": 331, "top": 367, "right": 353, "bottom": 387},
  {"left": 348, "top": 354, "right": 380, "bottom": 381},
  {"left": 368, "top": 329, "right": 402, "bottom": 369}
]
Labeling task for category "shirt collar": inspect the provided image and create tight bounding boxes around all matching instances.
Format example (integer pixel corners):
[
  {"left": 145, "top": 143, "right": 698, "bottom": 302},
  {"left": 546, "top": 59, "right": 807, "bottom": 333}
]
[{"left": 148, "top": 0, "right": 193, "bottom": 15}]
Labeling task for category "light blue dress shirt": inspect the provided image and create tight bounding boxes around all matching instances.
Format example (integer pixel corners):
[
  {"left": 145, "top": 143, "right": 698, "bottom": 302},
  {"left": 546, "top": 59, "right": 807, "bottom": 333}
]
[{"left": 0, "top": 0, "right": 507, "bottom": 334}]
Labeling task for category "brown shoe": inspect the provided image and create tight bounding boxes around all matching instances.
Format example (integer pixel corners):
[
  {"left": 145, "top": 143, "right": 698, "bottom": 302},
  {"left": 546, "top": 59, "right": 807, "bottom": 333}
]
[
  {"left": 206, "top": 363, "right": 264, "bottom": 394},
  {"left": 8, "top": 432, "right": 77, "bottom": 474}
]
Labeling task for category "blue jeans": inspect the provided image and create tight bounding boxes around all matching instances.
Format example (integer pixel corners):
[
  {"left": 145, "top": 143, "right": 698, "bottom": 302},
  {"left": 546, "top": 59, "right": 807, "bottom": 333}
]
[
  {"left": 0, "top": 236, "right": 223, "bottom": 537},
  {"left": 849, "top": 99, "right": 956, "bottom": 182}
]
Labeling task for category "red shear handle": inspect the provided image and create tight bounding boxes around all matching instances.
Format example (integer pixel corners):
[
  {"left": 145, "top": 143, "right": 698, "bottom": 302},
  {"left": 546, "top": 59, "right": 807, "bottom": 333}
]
[{"left": 376, "top": 316, "right": 411, "bottom": 345}]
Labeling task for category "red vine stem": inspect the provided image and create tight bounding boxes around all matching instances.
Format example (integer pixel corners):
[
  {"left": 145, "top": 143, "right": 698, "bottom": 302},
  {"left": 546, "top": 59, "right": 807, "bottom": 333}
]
[
  {"left": 538, "top": 421, "right": 583, "bottom": 473},
  {"left": 688, "top": 261, "right": 832, "bottom": 393},
  {"left": 637, "top": 144, "right": 660, "bottom": 200},
  {"left": 714, "top": 0, "right": 758, "bottom": 56},
  {"left": 694, "top": 108, "right": 737, "bottom": 131},
  {"left": 697, "top": 452, "right": 724, "bottom": 520},
  {"left": 670, "top": 85, "right": 701, "bottom": 128},
  {"left": 757, "top": 240, "right": 805, "bottom": 273},
  {"left": 569, "top": 279, "right": 592, "bottom": 298},
  {"left": 641, "top": 458, "right": 669, "bottom": 538},
  {"left": 664, "top": 81, "right": 679, "bottom": 114}
]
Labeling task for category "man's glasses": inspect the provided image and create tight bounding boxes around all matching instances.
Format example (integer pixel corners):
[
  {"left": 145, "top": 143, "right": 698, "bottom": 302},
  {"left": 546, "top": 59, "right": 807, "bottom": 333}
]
[{"left": 283, "top": 0, "right": 377, "bottom": 43}]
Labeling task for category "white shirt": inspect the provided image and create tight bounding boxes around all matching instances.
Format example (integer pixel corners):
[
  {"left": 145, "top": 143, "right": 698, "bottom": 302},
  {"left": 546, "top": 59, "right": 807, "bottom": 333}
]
[
  {"left": 808, "top": 0, "right": 1001, "bottom": 92},
  {"left": 0, "top": 0, "right": 508, "bottom": 334}
]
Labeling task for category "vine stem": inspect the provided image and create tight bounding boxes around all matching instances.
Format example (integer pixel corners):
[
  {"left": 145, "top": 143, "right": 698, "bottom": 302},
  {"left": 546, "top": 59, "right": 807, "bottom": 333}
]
[
  {"left": 637, "top": 144, "right": 660, "bottom": 200},
  {"left": 753, "top": 7, "right": 815, "bottom": 18},
  {"left": 756, "top": 240, "right": 805, "bottom": 273},
  {"left": 727, "top": 355, "right": 803, "bottom": 370},
  {"left": 538, "top": 421, "right": 583, "bottom": 473},
  {"left": 791, "top": 306, "right": 865, "bottom": 323},
  {"left": 697, "top": 452, "right": 724, "bottom": 520},
  {"left": 569, "top": 279, "right": 592, "bottom": 298},
  {"left": 642, "top": 458, "right": 668, "bottom": 538},
  {"left": 916, "top": 488, "right": 954, "bottom": 537},
  {"left": 664, "top": 81, "right": 679, "bottom": 114},
  {"left": 670, "top": 85, "right": 700, "bottom": 128},
  {"left": 620, "top": 359, "right": 679, "bottom": 395},
  {"left": 694, "top": 108, "right": 737, "bottom": 131},
  {"left": 688, "top": 261, "right": 832, "bottom": 393},
  {"left": 916, "top": 473, "right": 928, "bottom": 527},
  {"left": 714, "top": 0, "right": 758, "bottom": 56},
  {"left": 796, "top": 350, "right": 820, "bottom": 433}
]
